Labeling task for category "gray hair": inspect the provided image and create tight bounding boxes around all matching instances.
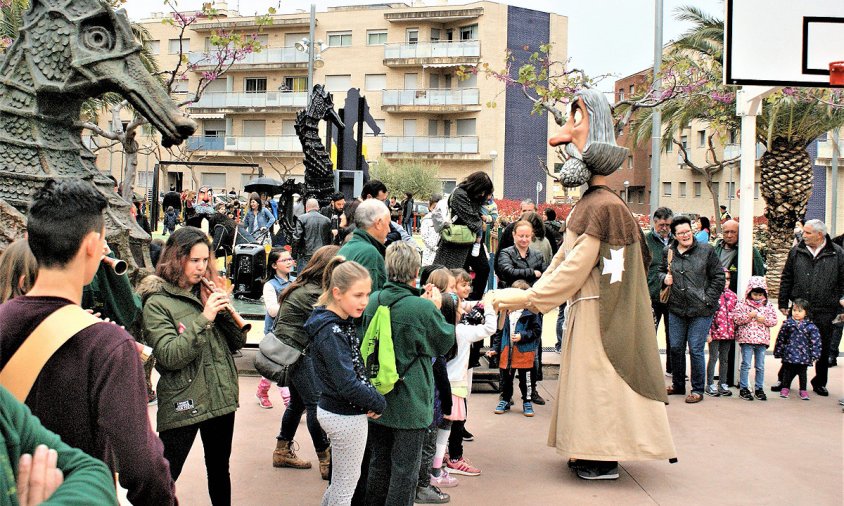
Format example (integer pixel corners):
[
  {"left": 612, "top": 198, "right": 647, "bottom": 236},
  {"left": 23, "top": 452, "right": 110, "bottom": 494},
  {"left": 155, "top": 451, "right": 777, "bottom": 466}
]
[
  {"left": 355, "top": 198, "right": 389, "bottom": 229},
  {"left": 804, "top": 219, "right": 827, "bottom": 235},
  {"left": 520, "top": 199, "right": 535, "bottom": 208},
  {"left": 385, "top": 241, "right": 421, "bottom": 284},
  {"left": 575, "top": 88, "right": 628, "bottom": 175},
  {"left": 306, "top": 198, "right": 319, "bottom": 211},
  {"left": 653, "top": 207, "right": 674, "bottom": 221}
]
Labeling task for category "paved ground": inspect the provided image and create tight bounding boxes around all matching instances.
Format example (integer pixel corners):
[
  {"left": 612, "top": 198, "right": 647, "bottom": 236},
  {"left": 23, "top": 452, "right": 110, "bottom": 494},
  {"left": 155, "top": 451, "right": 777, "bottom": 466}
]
[{"left": 156, "top": 356, "right": 842, "bottom": 505}]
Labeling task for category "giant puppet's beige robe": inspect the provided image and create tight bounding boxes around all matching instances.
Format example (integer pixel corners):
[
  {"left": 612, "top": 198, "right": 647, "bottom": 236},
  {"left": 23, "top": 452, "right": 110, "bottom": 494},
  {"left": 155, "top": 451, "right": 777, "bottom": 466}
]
[{"left": 495, "top": 191, "right": 676, "bottom": 462}]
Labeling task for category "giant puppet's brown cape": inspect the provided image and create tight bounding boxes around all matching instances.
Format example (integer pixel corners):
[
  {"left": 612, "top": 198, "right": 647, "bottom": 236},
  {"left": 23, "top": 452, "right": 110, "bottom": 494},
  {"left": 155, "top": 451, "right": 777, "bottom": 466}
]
[{"left": 495, "top": 186, "right": 675, "bottom": 461}]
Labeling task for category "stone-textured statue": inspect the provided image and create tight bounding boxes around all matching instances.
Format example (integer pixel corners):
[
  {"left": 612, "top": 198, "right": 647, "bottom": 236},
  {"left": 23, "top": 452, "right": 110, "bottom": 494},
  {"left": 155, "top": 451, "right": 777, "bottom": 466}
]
[{"left": 0, "top": 0, "right": 195, "bottom": 264}]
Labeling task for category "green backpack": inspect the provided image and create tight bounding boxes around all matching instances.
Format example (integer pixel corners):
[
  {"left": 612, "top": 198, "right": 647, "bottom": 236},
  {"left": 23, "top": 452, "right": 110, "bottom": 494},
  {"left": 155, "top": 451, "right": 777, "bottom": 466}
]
[{"left": 361, "top": 293, "right": 425, "bottom": 395}]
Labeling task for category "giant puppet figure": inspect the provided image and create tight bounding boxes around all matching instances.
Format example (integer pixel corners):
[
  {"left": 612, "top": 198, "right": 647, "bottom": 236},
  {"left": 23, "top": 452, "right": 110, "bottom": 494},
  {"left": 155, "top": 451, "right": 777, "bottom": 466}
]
[{"left": 492, "top": 89, "right": 676, "bottom": 480}]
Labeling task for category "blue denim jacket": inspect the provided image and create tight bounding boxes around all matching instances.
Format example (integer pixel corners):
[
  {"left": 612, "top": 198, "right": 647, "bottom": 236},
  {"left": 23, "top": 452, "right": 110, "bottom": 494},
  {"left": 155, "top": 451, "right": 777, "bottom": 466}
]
[{"left": 244, "top": 207, "right": 276, "bottom": 234}]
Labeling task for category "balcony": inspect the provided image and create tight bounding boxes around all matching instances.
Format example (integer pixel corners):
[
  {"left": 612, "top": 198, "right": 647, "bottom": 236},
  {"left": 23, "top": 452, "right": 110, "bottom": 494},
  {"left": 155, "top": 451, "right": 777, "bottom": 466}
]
[
  {"left": 187, "top": 135, "right": 303, "bottom": 153},
  {"left": 813, "top": 138, "right": 843, "bottom": 164},
  {"left": 383, "top": 40, "right": 480, "bottom": 67},
  {"left": 384, "top": 7, "right": 483, "bottom": 23},
  {"left": 188, "top": 46, "right": 308, "bottom": 71},
  {"left": 189, "top": 91, "right": 308, "bottom": 114},
  {"left": 381, "top": 136, "right": 479, "bottom": 159},
  {"left": 381, "top": 88, "right": 480, "bottom": 113}
]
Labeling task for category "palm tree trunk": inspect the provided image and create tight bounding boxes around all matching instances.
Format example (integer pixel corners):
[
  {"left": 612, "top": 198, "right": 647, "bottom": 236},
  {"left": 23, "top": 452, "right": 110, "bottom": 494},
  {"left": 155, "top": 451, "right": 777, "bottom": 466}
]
[{"left": 760, "top": 137, "right": 813, "bottom": 297}]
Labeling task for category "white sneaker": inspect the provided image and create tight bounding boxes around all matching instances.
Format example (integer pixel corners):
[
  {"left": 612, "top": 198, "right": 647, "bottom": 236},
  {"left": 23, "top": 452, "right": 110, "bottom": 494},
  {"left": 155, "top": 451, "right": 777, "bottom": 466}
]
[{"left": 471, "top": 242, "right": 480, "bottom": 257}]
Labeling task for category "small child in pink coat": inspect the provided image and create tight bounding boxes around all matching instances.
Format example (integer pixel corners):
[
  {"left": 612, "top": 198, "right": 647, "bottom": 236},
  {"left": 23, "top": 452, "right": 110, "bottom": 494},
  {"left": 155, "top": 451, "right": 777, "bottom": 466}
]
[
  {"left": 733, "top": 276, "right": 778, "bottom": 401},
  {"left": 706, "top": 269, "right": 738, "bottom": 397}
]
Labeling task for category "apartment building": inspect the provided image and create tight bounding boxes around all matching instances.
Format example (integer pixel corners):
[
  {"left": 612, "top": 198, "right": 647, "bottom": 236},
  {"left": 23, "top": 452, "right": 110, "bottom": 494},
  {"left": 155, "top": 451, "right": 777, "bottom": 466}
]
[
  {"left": 810, "top": 133, "right": 844, "bottom": 234},
  {"left": 609, "top": 69, "right": 652, "bottom": 216},
  {"left": 97, "top": 1, "right": 568, "bottom": 202}
]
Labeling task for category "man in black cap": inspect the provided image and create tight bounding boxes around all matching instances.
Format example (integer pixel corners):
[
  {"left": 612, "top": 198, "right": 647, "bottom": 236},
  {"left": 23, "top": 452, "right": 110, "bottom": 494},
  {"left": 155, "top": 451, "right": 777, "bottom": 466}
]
[{"left": 320, "top": 192, "right": 346, "bottom": 243}]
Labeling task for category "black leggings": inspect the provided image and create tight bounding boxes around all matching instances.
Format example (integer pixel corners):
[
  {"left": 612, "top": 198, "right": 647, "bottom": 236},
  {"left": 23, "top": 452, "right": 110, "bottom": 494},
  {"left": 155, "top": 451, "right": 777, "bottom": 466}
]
[
  {"left": 159, "top": 412, "right": 235, "bottom": 506},
  {"left": 463, "top": 244, "right": 490, "bottom": 300},
  {"left": 447, "top": 420, "right": 466, "bottom": 461},
  {"left": 500, "top": 368, "right": 533, "bottom": 403},
  {"left": 781, "top": 363, "right": 808, "bottom": 391}
]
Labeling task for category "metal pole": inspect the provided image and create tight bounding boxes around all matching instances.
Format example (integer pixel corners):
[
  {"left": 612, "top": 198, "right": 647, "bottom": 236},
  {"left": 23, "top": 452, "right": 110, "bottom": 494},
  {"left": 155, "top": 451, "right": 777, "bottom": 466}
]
[
  {"left": 729, "top": 165, "right": 734, "bottom": 215},
  {"left": 648, "top": 0, "right": 663, "bottom": 216},
  {"left": 831, "top": 128, "right": 840, "bottom": 236},
  {"left": 306, "top": 4, "right": 315, "bottom": 107}
]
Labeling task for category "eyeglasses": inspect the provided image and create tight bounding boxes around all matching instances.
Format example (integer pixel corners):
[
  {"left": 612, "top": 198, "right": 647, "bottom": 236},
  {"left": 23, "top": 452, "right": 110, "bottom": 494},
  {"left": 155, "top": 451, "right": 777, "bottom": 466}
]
[
  {"left": 675, "top": 230, "right": 693, "bottom": 237},
  {"left": 280, "top": 258, "right": 295, "bottom": 263}
]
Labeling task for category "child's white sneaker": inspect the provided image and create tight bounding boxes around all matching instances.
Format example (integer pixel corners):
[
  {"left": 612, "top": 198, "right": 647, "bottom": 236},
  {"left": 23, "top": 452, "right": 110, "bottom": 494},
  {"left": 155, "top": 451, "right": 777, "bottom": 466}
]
[{"left": 471, "top": 242, "right": 480, "bottom": 257}]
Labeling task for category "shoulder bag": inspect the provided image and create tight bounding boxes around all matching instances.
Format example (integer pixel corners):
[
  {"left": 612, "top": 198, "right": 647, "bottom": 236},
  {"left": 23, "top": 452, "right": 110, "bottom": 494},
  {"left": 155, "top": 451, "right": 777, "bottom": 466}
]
[
  {"left": 659, "top": 249, "right": 674, "bottom": 304},
  {"left": 439, "top": 195, "right": 477, "bottom": 244}
]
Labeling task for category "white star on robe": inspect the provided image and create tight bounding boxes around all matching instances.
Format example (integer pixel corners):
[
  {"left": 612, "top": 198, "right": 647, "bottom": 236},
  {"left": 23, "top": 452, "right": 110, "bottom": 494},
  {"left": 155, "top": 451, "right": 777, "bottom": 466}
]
[{"left": 602, "top": 247, "right": 625, "bottom": 284}]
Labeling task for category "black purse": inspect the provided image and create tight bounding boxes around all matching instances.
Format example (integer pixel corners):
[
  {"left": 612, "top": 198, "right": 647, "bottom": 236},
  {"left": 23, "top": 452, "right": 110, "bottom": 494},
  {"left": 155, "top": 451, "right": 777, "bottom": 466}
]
[{"left": 254, "top": 332, "right": 304, "bottom": 386}]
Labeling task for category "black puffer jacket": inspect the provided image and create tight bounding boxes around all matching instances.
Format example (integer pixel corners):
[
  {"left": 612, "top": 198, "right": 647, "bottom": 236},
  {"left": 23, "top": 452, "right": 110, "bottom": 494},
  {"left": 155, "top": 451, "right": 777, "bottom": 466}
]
[
  {"left": 495, "top": 245, "right": 547, "bottom": 289},
  {"left": 779, "top": 236, "right": 844, "bottom": 312},
  {"left": 659, "top": 240, "right": 725, "bottom": 318}
]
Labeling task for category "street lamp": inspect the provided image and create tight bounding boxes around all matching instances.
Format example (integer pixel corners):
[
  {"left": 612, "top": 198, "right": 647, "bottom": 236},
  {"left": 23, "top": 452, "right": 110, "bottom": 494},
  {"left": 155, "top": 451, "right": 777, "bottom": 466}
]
[
  {"left": 294, "top": 4, "right": 328, "bottom": 106},
  {"left": 489, "top": 150, "right": 497, "bottom": 198},
  {"left": 624, "top": 180, "right": 630, "bottom": 203}
]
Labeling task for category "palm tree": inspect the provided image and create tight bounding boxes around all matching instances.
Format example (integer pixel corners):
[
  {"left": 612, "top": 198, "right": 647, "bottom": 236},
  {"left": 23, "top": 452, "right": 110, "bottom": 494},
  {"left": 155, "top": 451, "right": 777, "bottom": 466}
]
[{"left": 624, "top": 5, "right": 844, "bottom": 295}]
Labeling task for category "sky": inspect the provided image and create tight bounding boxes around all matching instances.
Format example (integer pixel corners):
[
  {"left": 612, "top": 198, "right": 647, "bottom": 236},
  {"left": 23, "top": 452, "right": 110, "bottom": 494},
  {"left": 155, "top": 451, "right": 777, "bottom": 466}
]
[{"left": 122, "top": 0, "right": 724, "bottom": 92}]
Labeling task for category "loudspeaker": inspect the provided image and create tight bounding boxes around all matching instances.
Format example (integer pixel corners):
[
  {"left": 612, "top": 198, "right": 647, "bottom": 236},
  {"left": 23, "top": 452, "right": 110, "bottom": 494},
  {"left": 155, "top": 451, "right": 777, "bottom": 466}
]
[{"left": 232, "top": 244, "right": 266, "bottom": 299}]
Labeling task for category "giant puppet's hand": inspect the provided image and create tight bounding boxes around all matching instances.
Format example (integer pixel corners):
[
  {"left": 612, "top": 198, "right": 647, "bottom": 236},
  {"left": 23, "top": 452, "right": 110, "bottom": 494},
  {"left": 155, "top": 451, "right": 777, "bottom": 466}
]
[{"left": 491, "top": 288, "right": 531, "bottom": 312}]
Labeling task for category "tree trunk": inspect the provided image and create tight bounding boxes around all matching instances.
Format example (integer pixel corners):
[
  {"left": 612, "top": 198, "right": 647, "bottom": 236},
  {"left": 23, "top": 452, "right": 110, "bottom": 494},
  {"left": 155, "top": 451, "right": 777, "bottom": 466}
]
[
  {"left": 120, "top": 129, "right": 139, "bottom": 202},
  {"left": 760, "top": 137, "right": 813, "bottom": 297},
  {"left": 705, "top": 175, "right": 722, "bottom": 237}
]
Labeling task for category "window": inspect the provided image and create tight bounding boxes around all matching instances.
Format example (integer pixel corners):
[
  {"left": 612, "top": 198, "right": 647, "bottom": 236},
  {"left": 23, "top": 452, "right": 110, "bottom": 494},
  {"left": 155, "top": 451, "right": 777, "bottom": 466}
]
[
  {"left": 456, "top": 118, "right": 476, "bottom": 136},
  {"left": 431, "top": 28, "right": 441, "bottom": 42},
  {"left": 727, "top": 181, "right": 736, "bottom": 199},
  {"left": 754, "top": 182, "right": 760, "bottom": 199},
  {"left": 459, "top": 24, "right": 478, "bottom": 40},
  {"left": 281, "top": 120, "right": 296, "bottom": 136},
  {"left": 285, "top": 33, "right": 308, "bottom": 47},
  {"left": 364, "top": 119, "right": 385, "bottom": 136},
  {"left": 168, "top": 38, "right": 189, "bottom": 54},
  {"left": 428, "top": 119, "right": 438, "bottom": 136},
  {"left": 662, "top": 182, "right": 672, "bottom": 196},
  {"left": 680, "top": 135, "right": 688, "bottom": 149},
  {"left": 244, "top": 77, "right": 267, "bottom": 93},
  {"left": 638, "top": 189, "right": 644, "bottom": 204},
  {"left": 364, "top": 74, "right": 387, "bottom": 91},
  {"left": 327, "top": 31, "right": 352, "bottom": 47},
  {"left": 441, "top": 179, "right": 457, "bottom": 194},
  {"left": 202, "top": 173, "right": 226, "bottom": 189},
  {"left": 363, "top": 119, "right": 387, "bottom": 136},
  {"left": 627, "top": 156, "right": 633, "bottom": 169},
  {"left": 629, "top": 84, "right": 634, "bottom": 95},
  {"left": 697, "top": 130, "right": 706, "bottom": 147},
  {"left": 242, "top": 120, "right": 266, "bottom": 137},
  {"left": 367, "top": 30, "right": 387, "bottom": 45},
  {"left": 666, "top": 141, "right": 673, "bottom": 152},
  {"left": 406, "top": 28, "right": 419, "bottom": 44},
  {"left": 679, "top": 182, "right": 687, "bottom": 198},
  {"left": 325, "top": 74, "right": 352, "bottom": 92},
  {"left": 203, "top": 120, "right": 225, "bottom": 137},
  {"left": 694, "top": 182, "right": 702, "bottom": 197},
  {"left": 729, "top": 129, "right": 738, "bottom": 144},
  {"left": 147, "top": 40, "right": 160, "bottom": 55},
  {"left": 403, "top": 119, "right": 417, "bottom": 136},
  {"left": 283, "top": 76, "right": 308, "bottom": 92},
  {"left": 172, "top": 79, "right": 189, "bottom": 94},
  {"left": 256, "top": 34, "right": 269, "bottom": 47},
  {"left": 458, "top": 73, "right": 477, "bottom": 88},
  {"left": 404, "top": 73, "right": 418, "bottom": 90},
  {"left": 443, "top": 119, "right": 451, "bottom": 137},
  {"left": 618, "top": 89, "right": 624, "bottom": 101}
]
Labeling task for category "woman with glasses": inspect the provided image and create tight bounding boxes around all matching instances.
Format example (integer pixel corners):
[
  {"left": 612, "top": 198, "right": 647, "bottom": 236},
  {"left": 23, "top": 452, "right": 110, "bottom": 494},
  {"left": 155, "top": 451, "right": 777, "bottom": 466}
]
[{"left": 659, "top": 216, "right": 725, "bottom": 404}]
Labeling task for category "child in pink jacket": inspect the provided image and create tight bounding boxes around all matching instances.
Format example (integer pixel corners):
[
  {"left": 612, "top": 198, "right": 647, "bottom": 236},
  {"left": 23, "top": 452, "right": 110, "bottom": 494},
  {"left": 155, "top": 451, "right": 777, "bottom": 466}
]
[
  {"left": 706, "top": 269, "right": 738, "bottom": 397},
  {"left": 733, "top": 276, "right": 778, "bottom": 401}
]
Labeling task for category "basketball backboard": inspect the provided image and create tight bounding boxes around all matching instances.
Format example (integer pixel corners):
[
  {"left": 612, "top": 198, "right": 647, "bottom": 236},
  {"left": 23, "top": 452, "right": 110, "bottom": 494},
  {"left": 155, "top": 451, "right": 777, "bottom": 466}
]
[{"left": 724, "top": 0, "right": 844, "bottom": 87}]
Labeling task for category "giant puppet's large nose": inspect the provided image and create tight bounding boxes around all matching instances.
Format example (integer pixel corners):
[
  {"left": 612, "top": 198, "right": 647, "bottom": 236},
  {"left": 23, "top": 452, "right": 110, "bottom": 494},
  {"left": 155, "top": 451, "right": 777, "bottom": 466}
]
[{"left": 549, "top": 125, "right": 573, "bottom": 147}]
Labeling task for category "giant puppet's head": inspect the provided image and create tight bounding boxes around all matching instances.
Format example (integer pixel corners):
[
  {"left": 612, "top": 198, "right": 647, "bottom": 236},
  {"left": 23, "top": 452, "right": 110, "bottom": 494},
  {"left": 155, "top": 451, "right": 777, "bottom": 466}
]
[{"left": 549, "top": 89, "right": 628, "bottom": 188}]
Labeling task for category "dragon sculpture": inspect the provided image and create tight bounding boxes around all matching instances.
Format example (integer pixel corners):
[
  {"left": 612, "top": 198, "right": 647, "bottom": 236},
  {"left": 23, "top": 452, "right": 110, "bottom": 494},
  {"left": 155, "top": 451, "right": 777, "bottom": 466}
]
[
  {"left": 0, "top": 0, "right": 196, "bottom": 267},
  {"left": 275, "top": 84, "right": 344, "bottom": 240}
]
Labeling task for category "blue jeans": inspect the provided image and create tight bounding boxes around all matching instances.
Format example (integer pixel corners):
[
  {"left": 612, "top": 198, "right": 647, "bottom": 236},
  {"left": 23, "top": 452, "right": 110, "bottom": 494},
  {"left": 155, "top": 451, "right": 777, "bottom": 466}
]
[
  {"left": 739, "top": 343, "right": 766, "bottom": 390},
  {"left": 278, "top": 356, "right": 330, "bottom": 452},
  {"left": 667, "top": 313, "right": 713, "bottom": 394}
]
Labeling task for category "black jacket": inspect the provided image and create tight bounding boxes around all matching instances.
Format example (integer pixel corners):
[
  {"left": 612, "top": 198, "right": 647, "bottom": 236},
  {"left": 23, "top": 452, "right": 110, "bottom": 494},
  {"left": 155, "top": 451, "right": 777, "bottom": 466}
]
[
  {"left": 495, "top": 221, "right": 559, "bottom": 265},
  {"left": 294, "top": 210, "right": 333, "bottom": 257},
  {"left": 779, "top": 236, "right": 844, "bottom": 312},
  {"left": 495, "top": 245, "right": 547, "bottom": 289},
  {"left": 659, "top": 240, "right": 725, "bottom": 318}
]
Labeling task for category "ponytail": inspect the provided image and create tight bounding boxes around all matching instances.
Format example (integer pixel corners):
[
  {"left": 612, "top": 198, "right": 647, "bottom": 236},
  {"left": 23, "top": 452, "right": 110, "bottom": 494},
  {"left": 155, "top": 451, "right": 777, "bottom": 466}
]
[{"left": 317, "top": 258, "right": 371, "bottom": 306}]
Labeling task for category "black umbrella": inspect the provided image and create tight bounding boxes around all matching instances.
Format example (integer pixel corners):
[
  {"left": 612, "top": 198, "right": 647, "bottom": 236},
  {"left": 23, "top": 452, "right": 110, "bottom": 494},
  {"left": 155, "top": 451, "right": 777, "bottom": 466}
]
[{"left": 244, "top": 177, "right": 284, "bottom": 195}]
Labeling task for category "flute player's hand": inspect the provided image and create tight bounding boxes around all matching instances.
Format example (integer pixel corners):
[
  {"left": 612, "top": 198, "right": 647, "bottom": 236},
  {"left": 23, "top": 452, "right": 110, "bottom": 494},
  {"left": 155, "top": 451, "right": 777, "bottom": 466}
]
[{"left": 202, "top": 291, "right": 229, "bottom": 321}]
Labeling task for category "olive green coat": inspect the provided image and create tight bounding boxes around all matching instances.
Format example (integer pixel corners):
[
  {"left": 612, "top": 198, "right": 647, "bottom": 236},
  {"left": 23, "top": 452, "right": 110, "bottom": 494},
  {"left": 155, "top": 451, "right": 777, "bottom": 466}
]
[{"left": 139, "top": 276, "right": 245, "bottom": 432}]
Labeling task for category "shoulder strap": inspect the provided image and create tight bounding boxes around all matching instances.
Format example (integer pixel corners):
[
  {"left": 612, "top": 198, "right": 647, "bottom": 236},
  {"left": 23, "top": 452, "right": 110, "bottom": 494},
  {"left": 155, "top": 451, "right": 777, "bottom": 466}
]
[{"left": 0, "top": 305, "right": 101, "bottom": 402}]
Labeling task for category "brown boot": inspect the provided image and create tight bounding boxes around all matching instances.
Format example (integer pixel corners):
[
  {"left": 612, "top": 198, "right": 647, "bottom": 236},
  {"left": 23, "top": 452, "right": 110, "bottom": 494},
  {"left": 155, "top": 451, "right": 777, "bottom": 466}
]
[
  {"left": 272, "top": 440, "right": 311, "bottom": 469},
  {"left": 316, "top": 447, "right": 331, "bottom": 481}
]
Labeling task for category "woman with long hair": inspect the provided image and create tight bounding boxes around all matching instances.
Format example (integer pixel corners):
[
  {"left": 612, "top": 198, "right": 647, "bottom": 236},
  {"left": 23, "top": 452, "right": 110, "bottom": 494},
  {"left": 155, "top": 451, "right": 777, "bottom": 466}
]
[
  {"left": 433, "top": 171, "right": 494, "bottom": 300},
  {"left": 271, "top": 245, "right": 340, "bottom": 480},
  {"left": 0, "top": 239, "right": 38, "bottom": 304},
  {"left": 243, "top": 192, "right": 276, "bottom": 244},
  {"left": 140, "top": 226, "right": 246, "bottom": 505},
  {"left": 695, "top": 216, "right": 711, "bottom": 244}
]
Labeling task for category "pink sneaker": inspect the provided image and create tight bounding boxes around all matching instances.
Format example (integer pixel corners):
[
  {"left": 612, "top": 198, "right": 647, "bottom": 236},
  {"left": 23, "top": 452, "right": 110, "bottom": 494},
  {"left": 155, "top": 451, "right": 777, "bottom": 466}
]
[
  {"left": 256, "top": 393, "right": 273, "bottom": 409},
  {"left": 446, "top": 457, "right": 481, "bottom": 476},
  {"left": 430, "top": 468, "right": 459, "bottom": 488},
  {"left": 799, "top": 390, "right": 810, "bottom": 400},
  {"left": 280, "top": 386, "right": 292, "bottom": 408},
  {"left": 779, "top": 388, "right": 790, "bottom": 398}
]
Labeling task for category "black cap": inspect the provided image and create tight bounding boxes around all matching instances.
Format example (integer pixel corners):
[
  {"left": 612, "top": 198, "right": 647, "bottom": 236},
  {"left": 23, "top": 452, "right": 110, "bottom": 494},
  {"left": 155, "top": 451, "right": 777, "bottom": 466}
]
[{"left": 331, "top": 192, "right": 345, "bottom": 202}]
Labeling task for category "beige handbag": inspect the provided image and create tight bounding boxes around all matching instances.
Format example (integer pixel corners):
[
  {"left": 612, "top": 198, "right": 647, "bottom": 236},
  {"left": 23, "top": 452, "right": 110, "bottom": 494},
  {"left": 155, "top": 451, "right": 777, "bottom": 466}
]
[{"left": 659, "top": 249, "right": 674, "bottom": 304}]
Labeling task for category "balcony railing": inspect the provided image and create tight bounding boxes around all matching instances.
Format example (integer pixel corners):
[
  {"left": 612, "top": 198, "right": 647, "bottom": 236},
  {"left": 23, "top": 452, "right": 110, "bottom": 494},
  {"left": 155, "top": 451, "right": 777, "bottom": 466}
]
[
  {"left": 382, "top": 88, "right": 480, "bottom": 107},
  {"left": 381, "top": 136, "right": 478, "bottom": 154},
  {"left": 188, "top": 46, "right": 308, "bottom": 67},
  {"left": 190, "top": 91, "right": 308, "bottom": 109},
  {"left": 384, "top": 40, "right": 480, "bottom": 60},
  {"left": 187, "top": 136, "right": 302, "bottom": 152}
]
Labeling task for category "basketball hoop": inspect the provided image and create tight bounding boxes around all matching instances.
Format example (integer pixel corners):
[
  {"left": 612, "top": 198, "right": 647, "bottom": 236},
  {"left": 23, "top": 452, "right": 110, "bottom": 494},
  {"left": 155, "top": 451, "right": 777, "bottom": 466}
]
[{"left": 831, "top": 61, "right": 844, "bottom": 87}]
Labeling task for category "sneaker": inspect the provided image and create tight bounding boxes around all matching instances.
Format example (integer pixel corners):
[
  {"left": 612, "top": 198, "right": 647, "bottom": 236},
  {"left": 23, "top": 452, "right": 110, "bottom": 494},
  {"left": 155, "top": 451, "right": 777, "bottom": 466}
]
[
  {"left": 800, "top": 390, "right": 810, "bottom": 401},
  {"left": 430, "top": 469, "right": 458, "bottom": 489},
  {"left": 705, "top": 385, "right": 720, "bottom": 397},
  {"left": 446, "top": 457, "right": 481, "bottom": 476},
  {"left": 780, "top": 388, "right": 790, "bottom": 398},
  {"left": 415, "top": 485, "right": 450, "bottom": 504},
  {"left": 664, "top": 371, "right": 673, "bottom": 378},
  {"left": 718, "top": 385, "right": 733, "bottom": 397},
  {"left": 256, "top": 393, "right": 273, "bottom": 409},
  {"left": 471, "top": 242, "right": 480, "bottom": 257},
  {"left": 770, "top": 382, "right": 782, "bottom": 392},
  {"left": 523, "top": 402, "right": 535, "bottom": 417},
  {"left": 576, "top": 461, "right": 619, "bottom": 481},
  {"left": 754, "top": 389, "right": 767, "bottom": 401},
  {"left": 494, "top": 400, "right": 510, "bottom": 414},
  {"left": 462, "top": 428, "right": 474, "bottom": 442},
  {"left": 739, "top": 388, "right": 754, "bottom": 401}
]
